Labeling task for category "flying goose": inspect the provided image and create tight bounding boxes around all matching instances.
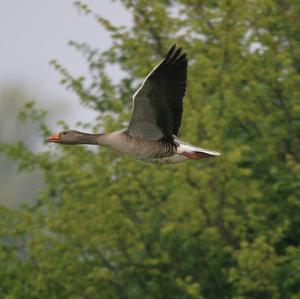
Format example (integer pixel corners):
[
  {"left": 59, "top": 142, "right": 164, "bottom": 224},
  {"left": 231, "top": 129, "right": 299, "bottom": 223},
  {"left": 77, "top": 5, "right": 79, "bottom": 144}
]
[{"left": 47, "top": 45, "right": 220, "bottom": 164}]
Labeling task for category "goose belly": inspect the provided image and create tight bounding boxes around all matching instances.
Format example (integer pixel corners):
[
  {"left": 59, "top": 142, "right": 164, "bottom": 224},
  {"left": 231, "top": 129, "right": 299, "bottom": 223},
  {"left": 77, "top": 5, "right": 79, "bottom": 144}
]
[
  {"left": 107, "top": 132, "right": 181, "bottom": 164},
  {"left": 144, "top": 154, "right": 188, "bottom": 164},
  {"left": 105, "top": 131, "right": 201, "bottom": 164}
]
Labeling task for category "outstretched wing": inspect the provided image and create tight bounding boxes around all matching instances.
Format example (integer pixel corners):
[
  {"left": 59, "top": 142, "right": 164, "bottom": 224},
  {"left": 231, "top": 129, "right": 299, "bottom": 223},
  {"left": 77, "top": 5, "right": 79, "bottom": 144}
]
[{"left": 127, "top": 44, "right": 187, "bottom": 143}]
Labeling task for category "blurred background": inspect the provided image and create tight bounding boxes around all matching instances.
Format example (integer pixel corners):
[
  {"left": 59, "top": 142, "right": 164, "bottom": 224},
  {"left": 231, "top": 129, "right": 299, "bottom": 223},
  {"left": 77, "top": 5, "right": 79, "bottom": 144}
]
[
  {"left": 0, "top": 1, "right": 299, "bottom": 298},
  {"left": 0, "top": 0, "right": 130, "bottom": 207}
]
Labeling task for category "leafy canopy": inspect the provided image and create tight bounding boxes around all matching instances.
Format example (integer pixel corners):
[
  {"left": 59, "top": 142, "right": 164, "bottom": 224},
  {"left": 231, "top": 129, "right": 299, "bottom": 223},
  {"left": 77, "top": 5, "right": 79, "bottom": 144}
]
[{"left": 1, "top": 1, "right": 300, "bottom": 298}]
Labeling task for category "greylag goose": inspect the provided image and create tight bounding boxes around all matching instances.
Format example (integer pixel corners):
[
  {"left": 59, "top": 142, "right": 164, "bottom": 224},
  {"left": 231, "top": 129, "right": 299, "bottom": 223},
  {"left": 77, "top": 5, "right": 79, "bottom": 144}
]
[{"left": 47, "top": 44, "right": 220, "bottom": 164}]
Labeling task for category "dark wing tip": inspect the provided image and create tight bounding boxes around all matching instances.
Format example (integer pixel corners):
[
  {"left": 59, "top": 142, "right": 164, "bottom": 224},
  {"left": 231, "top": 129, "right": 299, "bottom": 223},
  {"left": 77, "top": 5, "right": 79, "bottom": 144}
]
[
  {"left": 164, "top": 44, "right": 177, "bottom": 62},
  {"left": 168, "top": 44, "right": 177, "bottom": 53},
  {"left": 163, "top": 44, "right": 187, "bottom": 67},
  {"left": 173, "top": 47, "right": 182, "bottom": 58}
]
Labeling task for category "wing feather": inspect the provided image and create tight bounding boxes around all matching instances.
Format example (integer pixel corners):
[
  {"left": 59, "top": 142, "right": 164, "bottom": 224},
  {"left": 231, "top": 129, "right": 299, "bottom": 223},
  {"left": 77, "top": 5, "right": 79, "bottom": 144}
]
[{"left": 127, "top": 44, "right": 188, "bottom": 143}]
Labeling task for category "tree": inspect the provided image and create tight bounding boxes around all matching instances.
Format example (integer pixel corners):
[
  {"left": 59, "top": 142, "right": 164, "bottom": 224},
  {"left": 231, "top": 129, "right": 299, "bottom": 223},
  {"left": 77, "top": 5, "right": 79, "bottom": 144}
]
[{"left": 0, "top": 0, "right": 300, "bottom": 298}]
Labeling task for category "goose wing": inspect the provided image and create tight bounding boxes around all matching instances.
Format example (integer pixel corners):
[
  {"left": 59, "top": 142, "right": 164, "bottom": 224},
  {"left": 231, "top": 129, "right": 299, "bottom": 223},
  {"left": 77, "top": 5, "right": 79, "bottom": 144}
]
[{"left": 127, "top": 44, "right": 187, "bottom": 143}]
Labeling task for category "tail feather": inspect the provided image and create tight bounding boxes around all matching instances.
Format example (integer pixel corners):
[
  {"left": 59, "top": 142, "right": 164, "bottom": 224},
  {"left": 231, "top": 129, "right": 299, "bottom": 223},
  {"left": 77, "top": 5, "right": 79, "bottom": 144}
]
[
  {"left": 183, "top": 150, "right": 220, "bottom": 160},
  {"left": 176, "top": 140, "right": 221, "bottom": 160}
]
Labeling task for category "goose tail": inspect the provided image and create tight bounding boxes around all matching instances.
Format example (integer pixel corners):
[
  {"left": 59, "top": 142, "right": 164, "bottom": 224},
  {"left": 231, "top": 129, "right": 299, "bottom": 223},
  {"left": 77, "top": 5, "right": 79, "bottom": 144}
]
[{"left": 177, "top": 141, "right": 221, "bottom": 160}]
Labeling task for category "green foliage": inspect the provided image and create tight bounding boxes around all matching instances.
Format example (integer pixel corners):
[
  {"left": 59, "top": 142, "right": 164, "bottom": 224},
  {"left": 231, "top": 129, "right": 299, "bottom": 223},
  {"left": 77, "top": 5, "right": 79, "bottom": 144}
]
[{"left": 1, "top": 0, "right": 300, "bottom": 298}]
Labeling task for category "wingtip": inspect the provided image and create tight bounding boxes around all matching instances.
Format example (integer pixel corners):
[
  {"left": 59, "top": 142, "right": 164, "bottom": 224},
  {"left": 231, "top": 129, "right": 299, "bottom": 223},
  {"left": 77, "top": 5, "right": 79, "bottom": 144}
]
[
  {"left": 173, "top": 47, "right": 183, "bottom": 59},
  {"left": 164, "top": 43, "right": 187, "bottom": 65},
  {"left": 170, "top": 43, "right": 176, "bottom": 50},
  {"left": 166, "top": 44, "right": 176, "bottom": 57}
]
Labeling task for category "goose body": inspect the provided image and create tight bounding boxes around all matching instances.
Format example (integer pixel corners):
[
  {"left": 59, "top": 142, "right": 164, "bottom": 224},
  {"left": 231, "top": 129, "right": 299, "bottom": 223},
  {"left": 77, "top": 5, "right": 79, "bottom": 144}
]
[{"left": 48, "top": 45, "right": 220, "bottom": 164}]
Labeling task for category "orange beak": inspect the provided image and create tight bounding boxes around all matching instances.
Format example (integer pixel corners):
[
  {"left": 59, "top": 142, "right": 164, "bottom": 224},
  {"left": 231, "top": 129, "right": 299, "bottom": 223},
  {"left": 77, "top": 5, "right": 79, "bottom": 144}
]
[{"left": 47, "top": 133, "right": 61, "bottom": 143}]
